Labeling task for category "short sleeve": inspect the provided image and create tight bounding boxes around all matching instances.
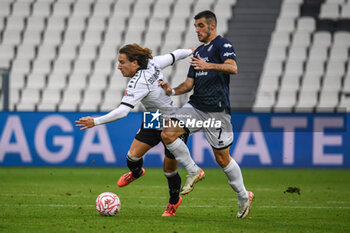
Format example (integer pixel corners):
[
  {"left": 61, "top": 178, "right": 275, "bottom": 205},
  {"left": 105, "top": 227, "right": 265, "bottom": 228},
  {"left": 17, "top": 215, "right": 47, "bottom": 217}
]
[
  {"left": 219, "top": 40, "right": 237, "bottom": 62},
  {"left": 121, "top": 81, "right": 149, "bottom": 108}
]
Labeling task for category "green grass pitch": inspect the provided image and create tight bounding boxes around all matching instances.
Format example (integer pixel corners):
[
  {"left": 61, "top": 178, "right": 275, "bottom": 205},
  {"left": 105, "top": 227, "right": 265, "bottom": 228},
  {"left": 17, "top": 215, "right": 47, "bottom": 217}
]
[{"left": 0, "top": 167, "right": 349, "bottom": 233}]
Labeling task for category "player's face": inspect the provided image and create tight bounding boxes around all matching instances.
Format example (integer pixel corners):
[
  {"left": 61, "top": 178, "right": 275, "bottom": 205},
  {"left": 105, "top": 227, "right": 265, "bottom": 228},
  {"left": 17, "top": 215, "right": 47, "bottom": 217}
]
[
  {"left": 194, "top": 17, "right": 213, "bottom": 43},
  {"left": 117, "top": 53, "right": 139, "bottom": 77}
]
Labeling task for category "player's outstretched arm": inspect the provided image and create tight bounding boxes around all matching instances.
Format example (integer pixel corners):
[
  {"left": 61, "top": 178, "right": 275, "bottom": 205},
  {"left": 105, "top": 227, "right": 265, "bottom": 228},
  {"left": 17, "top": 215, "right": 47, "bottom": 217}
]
[
  {"left": 159, "top": 77, "right": 194, "bottom": 96},
  {"left": 75, "top": 104, "right": 132, "bottom": 130},
  {"left": 154, "top": 48, "right": 194, "bottom": 70}
]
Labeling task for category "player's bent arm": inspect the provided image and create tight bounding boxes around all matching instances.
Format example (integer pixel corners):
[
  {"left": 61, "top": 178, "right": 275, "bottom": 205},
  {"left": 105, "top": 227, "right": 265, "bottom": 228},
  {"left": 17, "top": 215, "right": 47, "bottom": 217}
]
[
  {"left": 154, "top": 49, "right": 193, "bottom": 70},
  {"left": 173, "top": 77, "right": 194, "bottom": 95},
  {"left": 210, "top": 59, "right": 237, "bottom": 74},
  {"left": 93, "top": 104, "right": 132, "bottom": 126}
]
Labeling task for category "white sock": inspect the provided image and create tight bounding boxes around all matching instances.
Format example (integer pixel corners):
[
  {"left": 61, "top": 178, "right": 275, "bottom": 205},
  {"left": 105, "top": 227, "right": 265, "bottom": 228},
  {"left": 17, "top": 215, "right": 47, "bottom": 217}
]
[
  {"left": 223, "top": 158, "right": 248, "bottom": 203},
  {"left": 166, "top": 138, "right": 200, "bottom": 175}
]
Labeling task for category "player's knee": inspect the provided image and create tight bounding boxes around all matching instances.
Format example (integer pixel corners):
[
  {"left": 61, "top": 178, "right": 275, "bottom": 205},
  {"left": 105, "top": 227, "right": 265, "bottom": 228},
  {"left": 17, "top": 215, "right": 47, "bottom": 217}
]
[{"left": 161, "top": 130, "right": 175, "bottom": 144}]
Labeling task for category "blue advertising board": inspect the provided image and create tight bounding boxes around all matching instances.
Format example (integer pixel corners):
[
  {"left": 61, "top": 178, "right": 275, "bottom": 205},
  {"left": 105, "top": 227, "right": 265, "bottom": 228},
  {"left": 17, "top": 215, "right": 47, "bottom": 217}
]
[{"left": 0, "top": 112, "right": 349, "bottom": 168}]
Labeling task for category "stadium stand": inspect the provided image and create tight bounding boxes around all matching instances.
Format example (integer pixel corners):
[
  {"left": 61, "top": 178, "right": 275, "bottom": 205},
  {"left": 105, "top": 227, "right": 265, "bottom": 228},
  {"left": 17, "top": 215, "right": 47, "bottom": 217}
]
[
  {"left": 0, "top": 0, "right": 237, "bottom": 112},
  {"left": 255, "top": 0, "right": 350, "bottom": 112},
  {"left": 0, "top": 0, "right": 348, "bottom": 112}
]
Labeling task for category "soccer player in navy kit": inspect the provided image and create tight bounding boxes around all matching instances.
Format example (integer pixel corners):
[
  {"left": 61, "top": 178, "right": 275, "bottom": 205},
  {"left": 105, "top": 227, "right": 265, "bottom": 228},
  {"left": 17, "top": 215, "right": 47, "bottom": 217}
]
[{"left": 160, "top": 10, "right": 254, "bottom": 218}]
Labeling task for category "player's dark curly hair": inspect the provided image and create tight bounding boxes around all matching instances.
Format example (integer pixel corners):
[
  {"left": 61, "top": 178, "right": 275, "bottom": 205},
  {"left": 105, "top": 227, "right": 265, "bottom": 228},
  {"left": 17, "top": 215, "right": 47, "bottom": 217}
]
[
  {"left": 119, "top": 44, "right": 153, "bottom": 69},
  {"left": 194, "top": 10, "right": 217, "bottom": 25}
]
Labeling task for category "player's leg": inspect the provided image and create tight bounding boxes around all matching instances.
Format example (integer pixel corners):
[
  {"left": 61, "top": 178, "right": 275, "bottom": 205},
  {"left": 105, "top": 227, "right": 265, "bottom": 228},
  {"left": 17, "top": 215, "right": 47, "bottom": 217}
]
[
  {"left": 162, "top": 156, "right": 182, "bottom": 217},
  {"left": 161, "top": 103, "right": 203, "bottom": 181},
  {"left": 117, "top": 138, "right": 149, "bottom": 187},
  {"left": 118, "top": 127, "right": 159, "bottom": 187},
  {"left": 205, "top": 111, "right": 254, "bottom": 218},
  {"left": 212, "top": 147, "right": 253, "bottom": 218}
]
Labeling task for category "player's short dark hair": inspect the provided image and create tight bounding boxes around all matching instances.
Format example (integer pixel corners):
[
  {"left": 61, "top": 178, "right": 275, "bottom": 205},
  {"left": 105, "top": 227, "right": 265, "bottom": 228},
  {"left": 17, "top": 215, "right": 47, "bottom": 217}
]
[
  {"left": 194, "top": 10, "right": 217, "bottom": 25},
  {"left": 119, "top": 44, "right": 153, "bottom": 69}
]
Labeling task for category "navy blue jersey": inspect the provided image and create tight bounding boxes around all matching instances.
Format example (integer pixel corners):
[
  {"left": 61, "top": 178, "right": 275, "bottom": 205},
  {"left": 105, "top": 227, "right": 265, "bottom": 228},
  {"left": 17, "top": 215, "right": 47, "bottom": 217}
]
[{"left": 187, "top": 36, "right": 236, "bottom": 113}]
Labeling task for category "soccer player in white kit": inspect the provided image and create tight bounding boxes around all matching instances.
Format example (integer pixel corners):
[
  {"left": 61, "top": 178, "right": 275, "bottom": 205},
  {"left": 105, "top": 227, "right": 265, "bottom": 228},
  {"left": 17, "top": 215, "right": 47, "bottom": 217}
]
[{"left": 75, "top": 43, "right": 193, "bottom": 216}]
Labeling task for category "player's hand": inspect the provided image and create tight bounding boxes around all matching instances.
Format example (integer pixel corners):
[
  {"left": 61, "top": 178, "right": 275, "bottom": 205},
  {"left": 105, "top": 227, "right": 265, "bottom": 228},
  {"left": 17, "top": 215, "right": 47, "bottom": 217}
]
[
  {"left": 158, "top": 80, "right": 173, "bottom": 96},
  {"left": 190, "top": 54, "right": 208, "bottom": 70},
  {"left": 75, "top": 117, "right": 95, "bottom": 130}
]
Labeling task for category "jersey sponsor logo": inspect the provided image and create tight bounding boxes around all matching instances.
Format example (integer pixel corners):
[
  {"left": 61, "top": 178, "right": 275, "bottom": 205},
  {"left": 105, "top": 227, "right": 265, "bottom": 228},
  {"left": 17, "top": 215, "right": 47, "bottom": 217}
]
[
  {"left": 223, "top": 52, "right": 236, "bottom": 57},
  {"left": 195, "top": 71, "right": 208, "bottom": 77},
  {"left": 143, "top": 110, "right": 161, "bottom": 129},
  {"left": 224, "top": 43, "right": 232, "bottom": 48}
]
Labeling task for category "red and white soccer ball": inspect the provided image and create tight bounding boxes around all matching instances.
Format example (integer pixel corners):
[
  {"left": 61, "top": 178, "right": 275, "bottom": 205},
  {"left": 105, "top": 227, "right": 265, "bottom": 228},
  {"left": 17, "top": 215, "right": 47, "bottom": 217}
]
[{"left": 96, "top": 192, "right": 121, "bottom": 216}]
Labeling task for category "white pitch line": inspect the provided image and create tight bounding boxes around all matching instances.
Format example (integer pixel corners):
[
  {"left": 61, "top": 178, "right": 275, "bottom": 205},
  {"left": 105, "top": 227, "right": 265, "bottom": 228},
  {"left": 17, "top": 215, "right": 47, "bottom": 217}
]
[{"left": 0, "top": 203, "right": 349, "bottom": 210}]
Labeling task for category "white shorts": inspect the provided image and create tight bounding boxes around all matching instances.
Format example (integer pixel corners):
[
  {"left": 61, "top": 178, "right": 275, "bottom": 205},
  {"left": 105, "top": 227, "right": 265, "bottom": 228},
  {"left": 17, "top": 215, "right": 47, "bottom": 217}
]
[{"left": 171, "top": 103, "right": 234, "bottom": 150}]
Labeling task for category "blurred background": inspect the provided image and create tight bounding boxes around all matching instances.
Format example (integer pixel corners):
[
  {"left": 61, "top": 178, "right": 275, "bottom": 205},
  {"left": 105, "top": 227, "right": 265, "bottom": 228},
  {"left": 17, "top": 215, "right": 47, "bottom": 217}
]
[{"left": 0, "top": 0, "right": 349, "bottom": 168}]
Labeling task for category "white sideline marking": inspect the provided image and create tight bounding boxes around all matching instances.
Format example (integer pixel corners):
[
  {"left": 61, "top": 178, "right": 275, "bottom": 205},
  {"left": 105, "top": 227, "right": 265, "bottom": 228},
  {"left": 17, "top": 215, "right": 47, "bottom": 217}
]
[{"left": 0, "top": 203, "right": 349, "bottom": 210}]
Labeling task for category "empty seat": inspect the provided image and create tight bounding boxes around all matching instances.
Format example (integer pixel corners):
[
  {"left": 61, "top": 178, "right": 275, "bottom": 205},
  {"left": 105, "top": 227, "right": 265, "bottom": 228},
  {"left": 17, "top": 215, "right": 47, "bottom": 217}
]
[
  {"left": 1, "top": 29, "right": 22, "bottom": 46},
  {"left": 291, "top": 31, "right": 311, "bottom": 48},
  {"left": 333, "top": 31, "right": 350, "bottom": 47},
  {"left": 261, "top": 60, "right": 284, "bottom": 77},
  {"left": 46, "top": 73, "right": 67, "bottom": 89},
  {"left": 133, "top": 0, "right": 154, "bottom": 17},
  {"left": 52, "top": 59, "right": 73, "bottom": 75},
  {"left": 72, "top": 0, "right": 93, "bottom": 17},
  {"left": 32, "top": 58, "right": 52, "bottom": 75},
  {"left": 63, "top": 30, "right": 83, "bottom": 46},
  {"left": 57, "top": 44, "right": 78, "bottom": 60},
  {"left": 52, "top": 2, "right": 72, "bottom": 17},
  {"left": 312, "top": 31, "right": 332, "bottom": 47},
  {"left": 295, "top": 89, "right": 318, "bottom": 111},
  {"left": 66, "top": 15, "right": 87, "bottom": 32},
  {"left": 100, "top": 89, "right": 123, "bottom": 111},
  {"left": 83, "top": 29, "right": 102, "bottom": 46},
  {"left": 11, "top": 59, "right": 31, "bottom": 77},
  {"left": 26, "top": 16, "right": 46, "bottom": 32},
  {"left": 320, "top": 3, "right": 340, "bottom": 19},
  {"left": 42, "top": 29, "right": 63, "bottom": 46},
  {"left": 284, "top": 60, "right": 304, "bottom": 76},
  {"left": 12, "top": 1, "right": 31, "bottom": 17},
  {"left": 317, "top": 90, "right": 339, "bottom": 111},
  {"left": 297, "top": 17, "right": 315, "bottom": 32},
  {"left": 288, "top": 47, "right": 307, "bottom": 61},
  {"left": 66, "top": 73, "right": 88, "bottom": 90},
  {"left": 21, "top": 29, "right": 42, "bottom": 46},
  {"left": 274, "top": 89, "right": 298, "bottom": 111},
  {"left": 93, "top": 2, "right": 112, "bottom": 17},
  {"left": 79, "top": 89, "right": 102, "bottom": 111},
  {"left": 59, "top": 88, "right": 82, "bottom": 111},
  {"left": 153, "top": 0, "right": 174, "bottom": 18},
  {"left": 6, "top": 15, "right": 25, "bottom": 31},
  {"left": 270, "top": 31, "right": 291, "bottom": 47},
  {"left": 32, "top": 1, "right": 52, "bottom": 17},
  {"left": 77, "top": 45, "right": 97, "bottom": 61},
  {"left": 38, "top": 88, "right": 62, "bottom": 111},
  {"left": 26, "top": 73, "right": 47, "bottom": 89},
  {"left": 17, "top": 88, "right": 41, "bottom": 111},
  {"left": 275, "top": 18, "right": 296, "bottom": 33}
]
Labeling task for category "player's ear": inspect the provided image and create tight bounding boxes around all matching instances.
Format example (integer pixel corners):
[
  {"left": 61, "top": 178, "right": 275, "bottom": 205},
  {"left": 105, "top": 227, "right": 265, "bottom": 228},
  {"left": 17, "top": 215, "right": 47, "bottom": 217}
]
[{"left": 210, "top": 21, "right": 216, "bottom": 31}]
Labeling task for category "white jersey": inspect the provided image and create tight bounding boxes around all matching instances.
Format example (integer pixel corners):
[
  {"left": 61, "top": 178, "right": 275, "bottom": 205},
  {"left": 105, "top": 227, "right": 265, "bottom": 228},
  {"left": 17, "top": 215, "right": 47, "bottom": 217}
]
[
  {"left": 121, "top": 59, "right": 177, "bottom": 120},
  {"left": 93, "top": 49, "right": 193, "bottom": 126}
]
